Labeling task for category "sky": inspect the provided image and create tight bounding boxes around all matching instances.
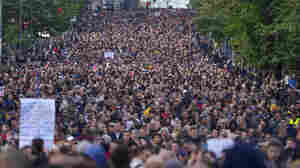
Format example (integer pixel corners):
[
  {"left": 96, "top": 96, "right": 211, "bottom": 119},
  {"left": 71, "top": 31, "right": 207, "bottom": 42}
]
[{"left": 142, "top": 0, "right": 189, "bottom": 8}]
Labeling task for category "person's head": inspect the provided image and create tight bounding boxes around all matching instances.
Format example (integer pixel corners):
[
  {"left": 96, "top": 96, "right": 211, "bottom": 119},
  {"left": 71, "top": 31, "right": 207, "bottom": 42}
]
[
  {"left": 264, "top": 133, "right": 272, "bottom": 141},
  {"left": 182, "top": 111, "right": 189, "bottom": 119},
  {"left": 31, "top": 138, "right": 44, "bottom": 155},
  {"left": 286, "top": 138, "right": 296, "bottom": 149},
  {"left": 240, "top": 131, "right": 248, "bottom": 139},
  {"left": 109, "top": 123, "right": 115, "bottom": 132},
  {"left": 153, "top": 134, "right": 162, "bottom": 145},
  {"left": 295, "top": 129, "right": 300, "bottom": 140},
  {"left": 110, "top": 144, "right": 131, "bottom": 168},
  {"left": 199, "top": 127, "right": 208, "bottom": 136},
  {"left": 171, "top": 142, "right": 179, "bottom": 153},
  {"left": 248, "top": 128, "right": 255, "bottom": 137},
  {"left": 267, "top": 140, "right": 283, "bottom": 161},
  {"left": 141, "top": 146, "right": 153, "bottom": 162},
  {"left": 203, "top": 151, "right": 217, "bottom": 165},
  {"left": 159, "top": 149, "right": 176, "bottom": 161},
  {"left": 2, "top": 124, "right": 9, "bottom": 132},
  {"left": 139, "top": 127, "right": 147, "bottom": 137},
  {"left": 71, "top": 127, "right": 79, "bottom": 134},
  {"left": 8, "top": 94, "right": 14, "bottom": 100},
  {"left": 21, "top": 146, "right": 33, "bottom": 160},
  {"left": 211, "top": 129, "right": 218, "bottom": 137},
  {"left": 109, "top": 142, "right": 119, "bottom": 154},
  {"left": 11, "top": 119, "right": 18, "bottom": 128},
  {"left": 114, "top": 122, "right": 121, "bottom": 132},
  {"left": 132, "top": 144, "right": 148, "bottom": 160},
  {"left": 131, "top": 130, "right": 138, "bottom": 140},
  {"left": 140, "top": 138, "right": 148, "bottom": 146},
  {"left": 144, "top": 156, "right": 164, "bottom": 168},
  {"left": 188, "top": 126, "right": 197, "bottom": 137},
  {"left": 123, "top": 131, "right": 131, "bottom": 143}
]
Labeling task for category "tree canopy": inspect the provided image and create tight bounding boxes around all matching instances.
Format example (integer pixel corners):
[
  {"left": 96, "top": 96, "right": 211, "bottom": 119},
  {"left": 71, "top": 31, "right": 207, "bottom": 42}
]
[
  {"left": 3, "top": 0, "right": 85, "bottom": 46},
  {"left": 192, "top": 0, "right": 300, "bottom": 71}
]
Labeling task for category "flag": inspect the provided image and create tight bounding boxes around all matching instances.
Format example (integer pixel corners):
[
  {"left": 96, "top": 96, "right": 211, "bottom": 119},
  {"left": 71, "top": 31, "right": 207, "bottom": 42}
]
[
  {"left": 35, "top": 72, "right": 41, "bottom": 97},
  {"left": 144, "top": 107, "right": 151, "bottom": 117}
]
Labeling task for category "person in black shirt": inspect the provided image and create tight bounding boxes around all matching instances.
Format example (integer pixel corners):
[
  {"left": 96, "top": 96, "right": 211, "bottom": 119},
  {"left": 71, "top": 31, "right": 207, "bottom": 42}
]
[{"left": 31, "top": 138, "right": 48, "bottom": 168}]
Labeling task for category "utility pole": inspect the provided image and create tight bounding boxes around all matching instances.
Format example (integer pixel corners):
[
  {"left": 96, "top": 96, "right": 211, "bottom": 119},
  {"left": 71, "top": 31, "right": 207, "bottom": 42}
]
[{"left": 0, "top": 0, "right": 2, "bottom": 63}]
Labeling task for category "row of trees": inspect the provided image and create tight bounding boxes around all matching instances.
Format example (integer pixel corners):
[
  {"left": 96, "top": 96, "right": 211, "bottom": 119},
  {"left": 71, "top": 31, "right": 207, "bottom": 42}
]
[
  {"left": 3, "top": 0, "right": 299, "bottom": 77},
  {"left": 191, "top": 0, "right": 300, "bottom": 75},
  {"left": 3, "top": 0, "right": 85, "bottom": 47}
]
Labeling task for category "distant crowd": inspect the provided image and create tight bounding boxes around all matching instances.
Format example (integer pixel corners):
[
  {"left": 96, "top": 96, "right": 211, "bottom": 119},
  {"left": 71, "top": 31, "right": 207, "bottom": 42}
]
[{"left": 1, "top": 7, "right": 300, "bottom": 168}]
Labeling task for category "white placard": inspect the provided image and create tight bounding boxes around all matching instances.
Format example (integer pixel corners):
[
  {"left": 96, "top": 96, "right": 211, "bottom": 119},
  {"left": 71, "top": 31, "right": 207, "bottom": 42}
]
[
  {"left": 104, "top": 52, "right": 114, "bottom": 59},
  {"left": 19, "top": 99, "right": 56, "bottom": 150},
  {"left": 207, "top": 138, "right": 234, "bottom": 158}
]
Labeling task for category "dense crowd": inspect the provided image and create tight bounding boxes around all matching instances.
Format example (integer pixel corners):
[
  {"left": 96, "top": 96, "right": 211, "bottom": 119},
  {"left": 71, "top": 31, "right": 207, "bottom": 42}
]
[{"left": 1, "top": 7, "right": 300, "bottom": 168}]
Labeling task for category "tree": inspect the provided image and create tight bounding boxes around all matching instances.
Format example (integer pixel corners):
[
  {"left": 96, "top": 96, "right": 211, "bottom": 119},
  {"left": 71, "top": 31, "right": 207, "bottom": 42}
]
[
  {"left": 3, "top": 0, "right": 85, "bottom": 46},
  {"left": 189, "top": 0, "right": 200, "bottom": 8},
  {"left": 192, "top": 0, "right": 300, "bottom": 74}
]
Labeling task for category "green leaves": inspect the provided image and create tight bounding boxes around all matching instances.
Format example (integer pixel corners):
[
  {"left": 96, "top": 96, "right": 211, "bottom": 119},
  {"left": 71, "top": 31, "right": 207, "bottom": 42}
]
[
  {"left": 192, "top": 0, "right": 300, "bottom": 70},
  {"left": 3, "top": 24, "right": 19, "bottom": 44},
  {"left": 3, "top": 0, "right": 85, "bottom": 45}
]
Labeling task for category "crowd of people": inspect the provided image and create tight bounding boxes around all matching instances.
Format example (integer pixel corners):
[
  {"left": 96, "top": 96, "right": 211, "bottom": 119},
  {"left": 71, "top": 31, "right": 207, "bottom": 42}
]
[{"left": 1, "top": 6, "right": 300, "bottom": 168}]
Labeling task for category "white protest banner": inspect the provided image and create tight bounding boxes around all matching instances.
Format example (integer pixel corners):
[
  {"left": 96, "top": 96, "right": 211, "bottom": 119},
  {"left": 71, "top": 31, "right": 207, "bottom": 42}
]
[
  {"left": 207, "top": 138, "right": 234, "bottom": 158},
  {"left": 19, "top": 99, "right": 56, "bottom": 150},
  {"left": 0, "top": 86, "right": 4, "bottom": 97},
  {"left": 104, "top": 52, "right": 114, "bottom": 59}
]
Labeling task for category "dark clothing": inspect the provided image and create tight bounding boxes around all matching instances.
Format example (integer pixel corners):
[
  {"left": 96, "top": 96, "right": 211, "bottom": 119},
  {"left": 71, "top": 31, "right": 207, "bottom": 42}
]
[
  {"left": 109, "top": 132, "right": 123, "bottom": 141},
  {"left": 32, "top": 153, "right": 48, "bottom": 168}
]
